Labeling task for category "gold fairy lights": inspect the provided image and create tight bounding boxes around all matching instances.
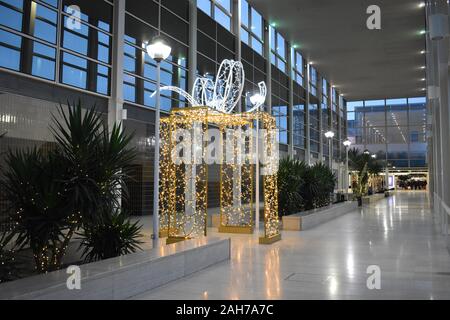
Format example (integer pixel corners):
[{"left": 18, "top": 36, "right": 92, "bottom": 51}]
[{"left": 158, "top": 107, "right": 281, "bottom": 244}]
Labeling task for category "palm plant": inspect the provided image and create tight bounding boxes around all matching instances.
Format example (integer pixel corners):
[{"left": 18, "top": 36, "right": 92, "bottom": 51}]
[
  {"left": 277, "top": 158, "right": 307, "bottom": 216},
  {"left": 348, "top": 148, "right": 382, "bottom": 203},
  {"left": 77, "top": 209, "right": 143, "bottom": 262},
  {"left": 1, "top": 101, "right": 137, "bottom": 273}
]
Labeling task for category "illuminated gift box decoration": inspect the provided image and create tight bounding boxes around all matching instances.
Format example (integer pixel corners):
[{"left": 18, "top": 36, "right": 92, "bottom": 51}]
[{"left": 156, "top": 59, "right": 281, "bottom": 244}]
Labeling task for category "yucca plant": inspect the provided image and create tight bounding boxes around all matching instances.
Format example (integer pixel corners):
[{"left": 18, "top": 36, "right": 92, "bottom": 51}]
[
  {"left": 277, "top": 158, "right": 307, "bottom": 216},
  {"left": 50, "top": 101, "right": 136, "bottom": 226},
  {"left": 77, "top": 210, "right": 143, "bottom": 262},
  {"left": 1, "top": 101, "right": 137, "bottom": 273},
  {"left": 1, "top": 148, "right": 75, "bottom": 272},
  {"left": 0, "top": 229, "right": 27, "bottom": 283}
]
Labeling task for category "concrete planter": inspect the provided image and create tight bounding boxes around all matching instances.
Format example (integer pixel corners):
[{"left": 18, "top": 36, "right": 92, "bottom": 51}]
[
  {"left": 282, "top": 201, "right": 358, "bottom": 231},
  {"left": 0, "top": 237, "right": 230, "bottom": 300},
  {"left": 362, "top": 193, "right": 385, "bottom": 205}
]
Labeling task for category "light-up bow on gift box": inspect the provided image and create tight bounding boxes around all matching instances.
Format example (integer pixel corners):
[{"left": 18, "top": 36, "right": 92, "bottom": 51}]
[{"left": 151, "top": 59, "right": 267, "bottom": 113}]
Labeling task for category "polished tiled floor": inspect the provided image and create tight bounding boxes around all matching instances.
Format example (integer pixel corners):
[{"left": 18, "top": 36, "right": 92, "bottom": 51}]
[{"left": 132, "top": 192, "right": 450, "bottom": 300}]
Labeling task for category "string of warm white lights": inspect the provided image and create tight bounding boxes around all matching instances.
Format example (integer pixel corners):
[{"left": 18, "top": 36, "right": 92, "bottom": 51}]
[{"left": 158, "top": 108, "right": 281, "bottom": 244}]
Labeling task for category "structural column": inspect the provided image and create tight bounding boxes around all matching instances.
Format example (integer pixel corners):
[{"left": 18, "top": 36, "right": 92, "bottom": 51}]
[
  {"left": 318, "top": 76, "right": 324, "bottom": 162},
  {"left": 328, "top": 84, "right": 334, "bottom": 170},
  {"left": 108, "top": 0, "right": 125, "bottom": 130},
  {"left": 188, "top": 0, "right": 198, "bottom": 93},
  {"left": 305, "top": 63, "right": 311, "bottom": 165},
  {"left": 108, "top": 0, "right": 125, "bottom": 210},
  {"left": 287, "top": 46, "right": 295, "bottom": 158},
  {"left": 232, "top": 0, "right": 242, "bottom": 65},
  {"left": 435, "top": 3, "right": 450, "bottom": 236},
  {"left": 264, "top": 21, "right": 272, "bottom": 115}
]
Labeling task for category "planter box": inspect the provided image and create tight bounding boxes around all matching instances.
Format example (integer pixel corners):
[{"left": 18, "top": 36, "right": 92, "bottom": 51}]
[
  {"left": 362, "top": 193, "right": 385, "bottom": 205},
  {"left": 282, "top": 201, "right": 358, "bottom": 231},
  {"left": 207, "top": 213, "right": 221, "bottom": 228},
  {"left": 207, "top": 203, "right": 265, "bottom": 228},
  {"left": 0, "top": 237, "right": 230, "bottom": 300}
]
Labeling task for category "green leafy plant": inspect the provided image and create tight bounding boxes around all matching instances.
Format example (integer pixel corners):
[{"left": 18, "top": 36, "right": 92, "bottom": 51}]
[
  {"left": 1, "top": 101, "right": 137, "bottom": 273},
  {"left": 277, "top": 158, "right": 307, "bottom": 216},
  {"left": 277, "top": 159, "right": 336, "bottom": 214},
  {"left": 300, "top": 162, "right": 336, "bottom": 210},
  {"left": 77, "top": 210, "right": 143, "bottom": 263},
  {"left": 2, "top": 148, "right": 74, "bottom": 272},
  {"left": 0, "top": 230, "right": 26, "bottom": 283},
  {"left": 348, "top": 148, "right": 382, "bottom": 202}
]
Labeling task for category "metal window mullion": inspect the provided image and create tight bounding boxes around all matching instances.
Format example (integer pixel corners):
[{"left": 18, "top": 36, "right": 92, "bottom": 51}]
[
  {"left": 55, "top": 0, "right": 62, "bottom": 83},
  {"left": 60, "top": 11, "right": 114, "bottom": 36},
  {"left": 20, "top": 0, "right": 35, "bottom": 75},
  {"left": 60, "top": 47, "right": 112, "bottom": 68}
]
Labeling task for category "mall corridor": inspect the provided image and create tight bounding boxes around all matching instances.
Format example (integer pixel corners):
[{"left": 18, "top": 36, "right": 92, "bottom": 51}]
[{"left": 132, "top": 192, "right": 450, "bottom": 300}]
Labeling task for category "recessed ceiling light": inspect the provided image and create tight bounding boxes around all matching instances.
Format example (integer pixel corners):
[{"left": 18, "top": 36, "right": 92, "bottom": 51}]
[
  {"left": 419, "top": 30, "right": 426, "bottom": 35},
  {"left": 421, "top": 88, "right": 427, "bottom": 91},
  {"left": 420, "top": 50, "right": 426, "bottom": 54},
  {"left": 421, "top": 78, "right": 426, "bottom": 81},
  {"left": 419, "top": 2, "right": 425, "bottom": 8},
  {"left": 420, "top": 66, "right": 426, "bottom": 69}
]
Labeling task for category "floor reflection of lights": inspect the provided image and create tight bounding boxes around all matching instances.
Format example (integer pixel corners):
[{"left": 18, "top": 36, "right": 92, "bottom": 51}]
[
  {"left": 264, "top": 247, "right": 281, "bottom": 299},
  {"left": 132, "top": 191, "right": 450, "bottom": 300}
]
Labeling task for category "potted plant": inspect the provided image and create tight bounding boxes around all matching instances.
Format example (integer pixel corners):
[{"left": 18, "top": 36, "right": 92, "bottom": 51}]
[{"left": 348, "top": 148, "right": 370, "bottom": 207}]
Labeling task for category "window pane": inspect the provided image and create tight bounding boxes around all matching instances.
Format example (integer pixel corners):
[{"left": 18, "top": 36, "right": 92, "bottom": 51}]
[
  {"left": 0, "top": 4, "right": 23, "bottom": 31},
  {"left": 296, "top": 52, "right": 303, "bottom": 73},
  {"left": 98, "top": 44, "right": 109, "bottom": 63},
  {"left": 216, "top": 0, "right": 230, "bottom": 13},
  {"left": 32, "top": 55, "right": 55, "bottom": 80},
  {"left": 197, "top": 0, "right": 211, "bottom": 15},
  {"left": 241, "top": 0, "right": 248, "bottom": 27},
  {"left": 97, "top": 74, "right": 108, "bottom": 95},
  {"left": 36, "top": 3, "right": 57, "bottom": 22},
  {"left": 62, "top": 52, "right": 87, "bottom": 89},
  {"left": 214, "top": 6, "right": 230, "bottom": 31},
  {"left": 251, "top": 36, "right": 262, "bottom": 55},
  {"left": 2, "top": 0, "right": 23, "bottom": 9},
  {"left": 124, "top": 73, "right": 136, "bottom": 102},
  {"left": 251, "top": 7, "right": 262, "bottom": 39},
  {"left": 269, "top": 26, "right": 275, "bottom": 50},
  {"left": 32, "top": 42, "right": 55, "bottom": 80},
  {"left": 34, "top": 17, "right": 57, "bottom": 43},
  {"left": 277, "top": 33, "right": 285, "bottom": 58},
  {"left": 41, "top": 0, "right": 57, "bottom": 7},
  {"left": 241, "top": 27, "right": 249, "bottom": 44},
  {"left": 0, "top": 44, "right": 20, "bottom": 70},
  {"left": 0, "top": 29, "right": 21, "bottom": 70},
  {"left": 277, "top": 58, "right": 285, "bottom": 72}
]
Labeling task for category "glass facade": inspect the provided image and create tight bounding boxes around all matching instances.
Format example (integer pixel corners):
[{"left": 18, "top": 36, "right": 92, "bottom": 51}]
[
  {"left": 0, "top": 0, "right": 349, "bottom": 220},
  {"left": 269, "top": 26, "right": 286, "bottom": 73},
  {"left": 240, "top": 0, "right": 263, "bottom": 55},
  {"left": 0, "top": 0, "right": 113, "bottom": 94},
  {"left": 347, "top": 97, "right": 427, "bottom": 168},
  {"left": 124, "top": 0, "right": 188, "bottom": 110},
  {"left": 197, "top": 0, "right": 232, "bottom": 31}
]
